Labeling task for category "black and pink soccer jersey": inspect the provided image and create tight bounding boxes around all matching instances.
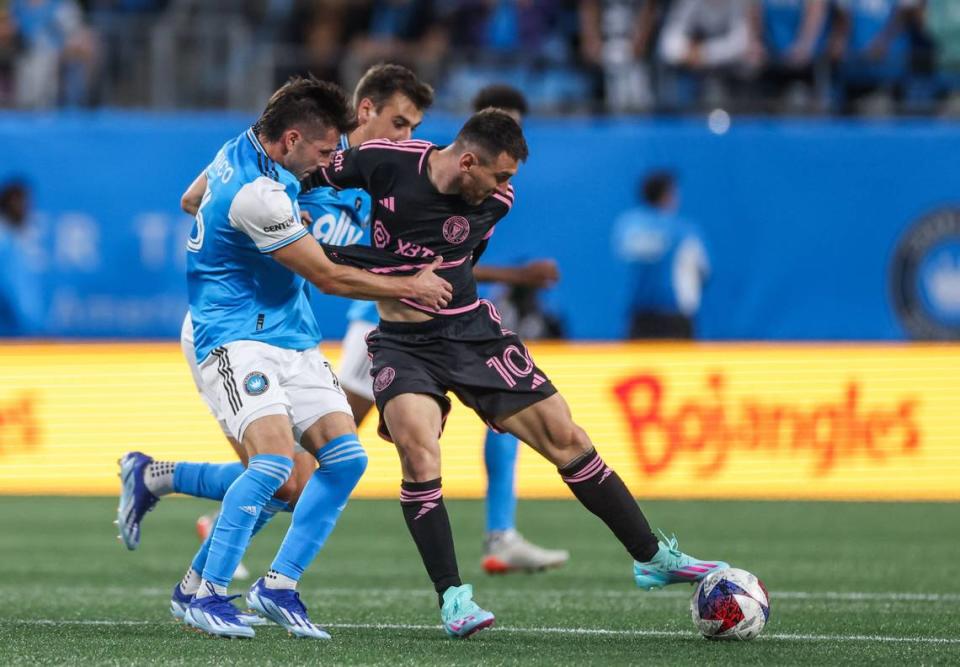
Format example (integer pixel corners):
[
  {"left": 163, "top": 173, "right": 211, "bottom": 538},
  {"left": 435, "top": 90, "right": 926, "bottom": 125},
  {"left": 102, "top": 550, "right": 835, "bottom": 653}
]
[{"left": 305, "top": 139, "right": 515, "bottom": 317}]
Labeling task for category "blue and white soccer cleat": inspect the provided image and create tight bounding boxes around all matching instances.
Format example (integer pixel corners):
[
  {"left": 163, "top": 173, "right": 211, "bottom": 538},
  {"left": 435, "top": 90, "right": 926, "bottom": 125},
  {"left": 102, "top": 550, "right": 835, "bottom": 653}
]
[
  {"left": 183, "top": 590, "right": 256, "bottom": 638},
  {"left": 116, "top": 451, "right": 159, "bottom": 550},
  {"left": 172, "top": 582, "right": 268, "bottom": 625},
  {"left": 440, "top": 584, "right": 495, "bottom": 638},
  {"left": 633, "top": 533, "right": 729, "bottom": 590},
  {"left": 170, "top": 583, "right": 192, "bottom": 621},
  {"left": 246, "top": 577, "right": 331, "bottom": 639}
]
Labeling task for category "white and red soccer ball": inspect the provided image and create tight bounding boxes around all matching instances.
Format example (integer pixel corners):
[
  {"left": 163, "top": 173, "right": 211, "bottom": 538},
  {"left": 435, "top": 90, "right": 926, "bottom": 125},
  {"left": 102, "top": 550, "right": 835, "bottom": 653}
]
[{"left": 690, "top": 568, "right": 770, "bottom": 641}]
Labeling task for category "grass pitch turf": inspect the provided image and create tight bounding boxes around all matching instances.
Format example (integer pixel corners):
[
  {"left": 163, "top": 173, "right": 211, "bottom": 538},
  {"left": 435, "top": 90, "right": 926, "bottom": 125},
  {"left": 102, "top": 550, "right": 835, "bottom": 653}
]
[{"left": 0, "top": 496, "right": 957, "bottom": 665}]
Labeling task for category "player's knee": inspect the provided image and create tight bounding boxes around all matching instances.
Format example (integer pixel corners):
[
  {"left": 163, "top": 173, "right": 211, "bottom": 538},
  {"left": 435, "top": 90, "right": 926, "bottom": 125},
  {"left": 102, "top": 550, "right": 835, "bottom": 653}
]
[
  {"left": 329, "top": 447, "right": 368, "bottom": 485},
  {"left": 274, "top": 473, "right": 300, "bottom": 504},
  {"left": 394, "top": 438, "right": 440, "bottom": 480},
  {"left": 544, "top": 420, "right": 591, "bottom": 462}
]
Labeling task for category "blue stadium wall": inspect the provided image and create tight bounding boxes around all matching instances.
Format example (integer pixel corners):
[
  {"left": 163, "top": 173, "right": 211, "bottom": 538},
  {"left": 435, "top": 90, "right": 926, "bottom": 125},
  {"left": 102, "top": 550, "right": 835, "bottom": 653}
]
[{"left": 2, "top": 112, "right": 958, "bottom": 340}]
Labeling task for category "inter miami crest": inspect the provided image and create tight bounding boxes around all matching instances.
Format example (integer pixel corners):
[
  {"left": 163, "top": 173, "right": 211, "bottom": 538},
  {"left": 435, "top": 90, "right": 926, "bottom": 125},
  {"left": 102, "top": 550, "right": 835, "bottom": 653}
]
[{"left": 889, "top": 208, "right": 960, "bottom": 339}]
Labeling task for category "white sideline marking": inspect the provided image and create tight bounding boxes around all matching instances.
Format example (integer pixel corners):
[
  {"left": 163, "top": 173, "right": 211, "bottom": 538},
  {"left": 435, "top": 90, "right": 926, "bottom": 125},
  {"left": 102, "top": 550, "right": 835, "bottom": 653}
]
[
  {"left": 39, "top": 586, "right": 960, "bottom": 604},
  {"left": 7, "top": 619, "right": 960, "bottom": 644}
]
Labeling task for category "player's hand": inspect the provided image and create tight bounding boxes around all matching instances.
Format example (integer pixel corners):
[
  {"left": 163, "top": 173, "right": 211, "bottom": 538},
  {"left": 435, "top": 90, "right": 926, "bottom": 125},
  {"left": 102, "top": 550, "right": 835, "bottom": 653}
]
[
  {"left": 410, "top": 256, "right": 453, "bottom": 311},
  {"left": 516, "top": 259, "right": 559, "bottom": 288},
  {"left": 300, "top": 210, "right": 313, "bottom": 228}
]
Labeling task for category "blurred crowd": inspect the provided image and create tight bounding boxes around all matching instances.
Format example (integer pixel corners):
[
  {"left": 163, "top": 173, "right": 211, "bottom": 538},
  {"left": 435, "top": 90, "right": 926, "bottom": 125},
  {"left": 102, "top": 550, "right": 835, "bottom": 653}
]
[{"left": 0, "top": 0, "right": 958, "bottom": 115}]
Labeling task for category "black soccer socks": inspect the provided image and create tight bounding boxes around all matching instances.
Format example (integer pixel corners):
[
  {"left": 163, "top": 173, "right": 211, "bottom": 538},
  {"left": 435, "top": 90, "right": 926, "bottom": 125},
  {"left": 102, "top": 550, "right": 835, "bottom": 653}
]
[
  {"left": 400, "top": 478, "right": 462, "bottom": 604},
  {"left": 559, "top": 448, "right": 659, "bottom": 562}
]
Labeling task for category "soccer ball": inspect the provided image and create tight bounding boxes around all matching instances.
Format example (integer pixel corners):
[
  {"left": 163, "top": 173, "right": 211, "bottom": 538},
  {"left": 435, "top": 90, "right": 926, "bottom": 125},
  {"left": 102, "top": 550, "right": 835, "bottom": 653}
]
[{"left": 690, "top": 568, "right": 770, "bottom": 641}]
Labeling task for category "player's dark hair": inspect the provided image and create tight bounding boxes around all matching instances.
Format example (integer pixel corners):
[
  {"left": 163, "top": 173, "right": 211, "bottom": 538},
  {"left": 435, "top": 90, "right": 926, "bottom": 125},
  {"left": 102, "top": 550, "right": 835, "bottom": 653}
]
[
  {"left": 471, "top": 84, "right": 528, "bottom": 117},
  {"left": 354, "top": 63, "right": 434, "bottom": 112},
  {"left": 455, "top": 109, "right": 529, "bottom": 163},
  {"left": 641, "top": 171, "right": 676, "bottom": 207},
  {"left": 255, "top": 75, "right": 352, "bottom": 142}
]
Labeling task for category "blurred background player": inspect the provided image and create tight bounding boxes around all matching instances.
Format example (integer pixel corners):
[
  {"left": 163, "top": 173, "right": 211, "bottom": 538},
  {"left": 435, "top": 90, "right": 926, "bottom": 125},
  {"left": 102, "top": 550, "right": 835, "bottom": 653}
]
[
  {"left": 337, "top": 81, "right": 569, "bottom": 574},
  {"left": 0, "top": 179, "right": 43, "bottom": 336},
  {"left": 612, "top": 169, "right": 709, "bottom": 339}
]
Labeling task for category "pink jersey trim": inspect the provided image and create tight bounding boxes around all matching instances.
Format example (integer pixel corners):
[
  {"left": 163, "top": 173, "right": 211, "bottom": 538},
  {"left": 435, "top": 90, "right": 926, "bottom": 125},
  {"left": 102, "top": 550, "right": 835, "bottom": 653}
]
[
  {"left": 483, "top": 299, "right": 502, "bottom": 324},
  {"left": 492, "top": 192, "right": 513, "bottom": 209},
  {"left": 482, "top": 227, "right": 496, "bottom": 240},
  {"left": 359, "top": 144, "right": 426, "bottom": 154},
  {"left": 399, "top": 298, "right": 481, "bottom": 316},
  {"left": 320, "top": 167, "right": 341, "bottom": 190},
  {"left": 368, "top": 255, "right": 469, "bottom": 274},
  {"left": 418, "top": 144, "right": 431, "bottom": 174}
]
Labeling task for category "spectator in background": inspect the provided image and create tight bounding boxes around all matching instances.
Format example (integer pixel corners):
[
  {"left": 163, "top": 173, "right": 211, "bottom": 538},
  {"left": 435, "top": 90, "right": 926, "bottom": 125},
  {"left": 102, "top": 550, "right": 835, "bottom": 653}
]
[
  {"left": 830, "top": 0, "right": 919, "bottom": 114},
  {"left": 658, "top": 0, "right": 753, "bottom": 108},
  {"left": 580, "top": 0, "right": 663, "bottom": 112},
  {"left": 612, "top": 170, "right": 709, "bottom": 339},
  {"left": 0, "top": 181, "right": 43, "bottom": 336},
  {"left": 11, "top": 0, "right": 98, "bottom": 108},
  {"left": 901, "top": 0, "right": 960, "bottom": 115},
  {"left": 0, "top": 8, "right": 23, "bottom": 106},
  {"left": 746, "top": 0, "right": 830, "bottom": 111},
  {"left": 340, "top": 0, "right": 448, "bottom": 91}
]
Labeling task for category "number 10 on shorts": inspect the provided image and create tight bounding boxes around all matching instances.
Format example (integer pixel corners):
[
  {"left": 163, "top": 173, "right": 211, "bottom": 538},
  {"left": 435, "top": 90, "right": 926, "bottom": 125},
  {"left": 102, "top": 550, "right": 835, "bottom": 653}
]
[{"left": 485, "top": 345, "right": 535, "bottom": 388}]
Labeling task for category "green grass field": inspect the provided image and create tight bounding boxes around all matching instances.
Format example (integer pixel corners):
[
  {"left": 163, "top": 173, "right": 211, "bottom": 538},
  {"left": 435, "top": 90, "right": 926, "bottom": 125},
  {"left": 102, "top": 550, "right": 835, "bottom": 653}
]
[{"left": 0, "top": 497, "right": 958, "bottom": 665}]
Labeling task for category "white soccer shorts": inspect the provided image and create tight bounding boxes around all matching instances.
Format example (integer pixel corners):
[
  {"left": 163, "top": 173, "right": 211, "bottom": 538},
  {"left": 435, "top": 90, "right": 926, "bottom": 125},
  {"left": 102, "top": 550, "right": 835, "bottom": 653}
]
[
  {"left": 338, "top": 319, "right": 377, "bottom": 401},
  {"left": 182, "top": 314, "right": 351, "bottom": 443}
]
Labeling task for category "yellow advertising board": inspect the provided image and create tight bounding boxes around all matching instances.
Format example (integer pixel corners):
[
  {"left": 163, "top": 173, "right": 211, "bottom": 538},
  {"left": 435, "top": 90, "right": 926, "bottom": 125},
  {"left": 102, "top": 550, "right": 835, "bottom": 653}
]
[{"left": 0, "top": 342, "right": 957, "bottom": 500}]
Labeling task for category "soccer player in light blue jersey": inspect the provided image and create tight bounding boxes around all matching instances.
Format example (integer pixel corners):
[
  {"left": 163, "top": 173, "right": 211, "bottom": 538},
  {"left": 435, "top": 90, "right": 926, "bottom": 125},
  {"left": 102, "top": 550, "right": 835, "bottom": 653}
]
[
  {"left": 117, "top": 76, "right": 451, "bottom": 639},
  {"left": 122, "top": 75, "right": 568, "bottom": 583}
]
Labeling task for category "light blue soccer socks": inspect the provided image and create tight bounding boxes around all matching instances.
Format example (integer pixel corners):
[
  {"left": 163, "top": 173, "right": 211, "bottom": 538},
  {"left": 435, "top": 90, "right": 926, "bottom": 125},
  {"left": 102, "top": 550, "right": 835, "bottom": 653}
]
[
  {"left": 173, "top": 462, "right": 245, "bottom": 501},
  {"left": 267, "top": 434, "right": 367, "bottom": 583},
  {"left": 483, "top": 429, "right": 520, "bottom": 533},
  {"left": 186, "top": 497, "right": 289, "bottom": 591},
  {"left": 200, "top": 454, "right": 293, "bottom": 588}
]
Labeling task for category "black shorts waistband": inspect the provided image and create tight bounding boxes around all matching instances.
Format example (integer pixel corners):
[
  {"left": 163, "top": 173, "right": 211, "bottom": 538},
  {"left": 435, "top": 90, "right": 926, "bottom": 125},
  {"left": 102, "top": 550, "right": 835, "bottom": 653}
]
[{"left": 377, "top": 316, "right": 453, "bottom": 334}]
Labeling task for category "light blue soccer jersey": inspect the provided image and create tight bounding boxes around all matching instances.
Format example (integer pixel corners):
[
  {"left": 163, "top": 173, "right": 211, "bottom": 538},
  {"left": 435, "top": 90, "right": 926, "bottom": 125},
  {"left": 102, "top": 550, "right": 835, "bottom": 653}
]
[
  {"left": 613, "top": 207, "right": 710, "bottom": 317},
  {"left": 297, "top": 133, "right": 379, "bottom": 325},
  {"left": 186, "top": 128, "right": 322, "bottom": 363}
]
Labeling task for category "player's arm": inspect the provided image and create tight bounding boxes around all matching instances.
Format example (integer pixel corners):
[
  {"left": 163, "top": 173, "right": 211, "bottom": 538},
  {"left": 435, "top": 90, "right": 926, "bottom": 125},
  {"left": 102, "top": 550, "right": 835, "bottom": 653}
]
[
  {"left": 181, "top": 171, "right": 208, "bottom": 216},
  {"left": 473, "top": 259, "right": 560, "bottom": 288},
  {"left": 233, "top": 177, "right": 450, "bottom": 308},
  {"left": 273, "top": 236, "right": 450, "bottom": 307}
]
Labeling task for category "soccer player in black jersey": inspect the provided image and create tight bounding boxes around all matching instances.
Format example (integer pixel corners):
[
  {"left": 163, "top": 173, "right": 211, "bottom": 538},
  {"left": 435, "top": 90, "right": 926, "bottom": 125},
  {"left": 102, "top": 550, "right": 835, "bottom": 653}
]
[{"left": 309, "top": 110, "right": 729, "bottom": 638}]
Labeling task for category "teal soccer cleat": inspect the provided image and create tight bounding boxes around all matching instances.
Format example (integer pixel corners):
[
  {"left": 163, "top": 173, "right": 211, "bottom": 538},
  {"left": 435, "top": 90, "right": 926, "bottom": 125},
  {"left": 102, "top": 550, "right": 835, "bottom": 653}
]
[
  {"left": 633, "top": 534, "right": 729, "bottom": 591},
  {"left": 441, "top": 584, "right": 495, "bottom": 638}
]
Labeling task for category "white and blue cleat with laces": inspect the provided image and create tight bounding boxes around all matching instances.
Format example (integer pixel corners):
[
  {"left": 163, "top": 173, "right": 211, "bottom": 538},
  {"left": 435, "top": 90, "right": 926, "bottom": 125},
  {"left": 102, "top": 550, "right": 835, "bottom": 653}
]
[
  {"left": 246, "top": 577, "right": 331, "bottom": 639},
  {"left": 116, "top": 451, "right": 159, "bottom": 550},
  {"left": 633, "top": 533, "right": 729, "bottom": 590},
  {"left": 183, "top": 586, "right": 256, "bottom": 638},
  {"left": 171, "top": 583, "right": 267, "bottom": 626}
]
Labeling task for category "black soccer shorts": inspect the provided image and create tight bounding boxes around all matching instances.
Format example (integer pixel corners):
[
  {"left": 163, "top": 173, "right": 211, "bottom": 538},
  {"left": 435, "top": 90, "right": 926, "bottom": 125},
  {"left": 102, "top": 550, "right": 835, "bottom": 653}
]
[{"left": 366, "top": 300, "right": 557, "bottom": 442}]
